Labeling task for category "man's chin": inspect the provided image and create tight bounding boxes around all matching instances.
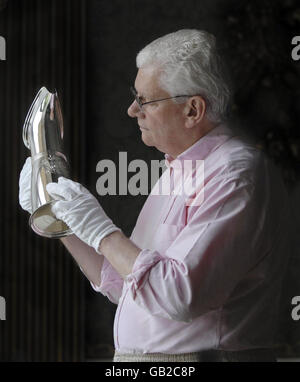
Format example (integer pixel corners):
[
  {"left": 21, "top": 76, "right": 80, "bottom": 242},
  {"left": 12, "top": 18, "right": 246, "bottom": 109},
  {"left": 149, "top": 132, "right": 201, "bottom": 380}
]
[
  {"left": 140, "top": 134, "right": 164, "bottom": 153},
  {"left": 141, "top": 137, "right": 153, "bottom": 147},
  {"left": 140, "top": 131, "right": 153, "bottom": 147}
]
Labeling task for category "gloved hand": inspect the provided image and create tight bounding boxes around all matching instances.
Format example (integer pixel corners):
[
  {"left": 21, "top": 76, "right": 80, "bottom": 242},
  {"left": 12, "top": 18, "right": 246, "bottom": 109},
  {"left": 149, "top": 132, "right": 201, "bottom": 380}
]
[
  {"left": 46, "top": 177, "right": 121, "bottom": 252},
  {"left": 19, "top": 157, "right": 32, "bottom": 214}
]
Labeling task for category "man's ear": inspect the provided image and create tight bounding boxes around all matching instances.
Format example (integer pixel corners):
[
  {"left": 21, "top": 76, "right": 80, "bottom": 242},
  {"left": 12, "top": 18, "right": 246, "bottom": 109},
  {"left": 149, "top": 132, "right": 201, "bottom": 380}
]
[{"left": 184, "top": 96, "right": 206, "bottom": 128}]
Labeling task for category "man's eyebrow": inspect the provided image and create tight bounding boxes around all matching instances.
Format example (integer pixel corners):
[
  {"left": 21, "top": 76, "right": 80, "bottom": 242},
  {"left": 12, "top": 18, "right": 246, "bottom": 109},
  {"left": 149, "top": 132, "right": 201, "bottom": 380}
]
[
  {"left": 135, "top": 85, "right": 158, "bottom": 101},
  {"left": 135, "top": 87, "right": 147, "bottom": 100}
]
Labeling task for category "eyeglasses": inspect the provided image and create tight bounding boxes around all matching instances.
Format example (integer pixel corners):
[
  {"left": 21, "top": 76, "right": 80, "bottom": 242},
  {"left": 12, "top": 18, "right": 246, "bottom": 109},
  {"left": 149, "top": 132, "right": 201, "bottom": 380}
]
[{"left": 130, "top": 86, "right": 194, "bottom": 111}]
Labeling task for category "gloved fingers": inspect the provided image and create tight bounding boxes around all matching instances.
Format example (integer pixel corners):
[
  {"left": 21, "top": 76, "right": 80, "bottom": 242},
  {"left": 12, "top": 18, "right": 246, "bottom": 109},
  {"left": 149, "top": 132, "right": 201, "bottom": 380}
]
[
  {"left": 23, "top": 156, "right": 32, "bottom": 173},
  {"left": 46, "top": 182, "right": 66, "bottom": 200},
  {"left": 46, "top": 181, "right": 79, "bottom": 201},
  {"left": 50, "top": 199, "right": 73, "bottom": 219},
  {"left": 58, "top": 176, "right": 89, "bottom": 195},
  {"left": 51, "top": 197, "right": 88, "bottom": 224},
  {"left": 19, "top": 196, "right": 32, "bottom": 214},
  {"left": 19, "top": 157, "right": 32, "bottom": 187},
  {"left": 19, "top": 157, "right": 32, "bottom": 214},
  {"left": 47, "top": 177, "right": 118, "bottom": 252}
]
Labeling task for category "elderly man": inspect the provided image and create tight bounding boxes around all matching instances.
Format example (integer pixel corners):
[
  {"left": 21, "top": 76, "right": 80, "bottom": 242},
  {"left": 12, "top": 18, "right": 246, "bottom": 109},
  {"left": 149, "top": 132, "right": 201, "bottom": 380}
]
[{"left": 19, "top": 29, "right": 290, "bottom": 362}]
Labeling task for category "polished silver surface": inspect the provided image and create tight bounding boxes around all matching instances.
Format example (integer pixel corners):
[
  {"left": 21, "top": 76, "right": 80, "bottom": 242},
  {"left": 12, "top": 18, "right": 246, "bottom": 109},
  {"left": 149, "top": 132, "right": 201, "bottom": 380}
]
[{"left": 23, "top": 87, "right": 72, "bottom": 238}]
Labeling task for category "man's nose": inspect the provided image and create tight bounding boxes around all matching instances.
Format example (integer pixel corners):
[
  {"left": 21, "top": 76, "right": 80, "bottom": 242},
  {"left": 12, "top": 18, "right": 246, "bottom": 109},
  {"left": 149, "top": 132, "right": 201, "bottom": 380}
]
[{"left": 127, "top": 100, "right": 142, "bottom": 118}]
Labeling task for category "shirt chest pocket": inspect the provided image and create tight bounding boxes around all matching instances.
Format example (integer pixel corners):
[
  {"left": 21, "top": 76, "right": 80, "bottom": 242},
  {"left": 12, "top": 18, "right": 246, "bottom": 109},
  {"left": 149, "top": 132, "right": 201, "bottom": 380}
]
[
  {"left": 161, "top": 194, "right": 187, "bottom": 226},
  {"left": 151, "top": 223, "right": 184, "bottom": 253}
]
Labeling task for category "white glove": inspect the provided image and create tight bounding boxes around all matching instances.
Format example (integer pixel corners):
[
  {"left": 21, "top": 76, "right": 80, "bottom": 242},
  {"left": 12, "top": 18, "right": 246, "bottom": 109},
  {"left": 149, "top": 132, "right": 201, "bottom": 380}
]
[
  {"left": 19, "top": 157, "right": 32, "bottom": 214},
  {"left": 46, "top": 177, "right": 121, "bottom": 252}
]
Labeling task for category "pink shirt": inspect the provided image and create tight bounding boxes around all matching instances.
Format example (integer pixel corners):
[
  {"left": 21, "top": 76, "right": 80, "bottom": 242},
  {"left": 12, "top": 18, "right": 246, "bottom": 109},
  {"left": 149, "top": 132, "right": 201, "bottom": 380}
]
[{"left": 92, "top": 124, "right": 290, "bottom": 355}]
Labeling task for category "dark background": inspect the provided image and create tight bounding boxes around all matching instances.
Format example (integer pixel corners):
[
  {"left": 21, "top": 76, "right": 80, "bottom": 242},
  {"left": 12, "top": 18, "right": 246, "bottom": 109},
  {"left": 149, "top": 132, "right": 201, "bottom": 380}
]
[{"left": 0, "top": 0, "right": 299, "bottom": 361}]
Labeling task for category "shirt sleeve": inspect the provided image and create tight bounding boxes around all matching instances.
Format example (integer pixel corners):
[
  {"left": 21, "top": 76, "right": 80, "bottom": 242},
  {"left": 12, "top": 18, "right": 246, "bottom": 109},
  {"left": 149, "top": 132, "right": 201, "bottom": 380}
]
[
  {"left": 90, "top": 256, "right": 124, "bottom": 304},
  {"left": 124, "top": 168, "right": 282, "bottom": 322}
]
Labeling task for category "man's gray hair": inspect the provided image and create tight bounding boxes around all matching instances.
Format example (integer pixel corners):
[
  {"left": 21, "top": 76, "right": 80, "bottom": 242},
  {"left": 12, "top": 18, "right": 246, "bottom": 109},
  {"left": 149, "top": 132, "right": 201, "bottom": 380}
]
[{"left": 136, "top": 29, "right": 231, "bottom": 123}]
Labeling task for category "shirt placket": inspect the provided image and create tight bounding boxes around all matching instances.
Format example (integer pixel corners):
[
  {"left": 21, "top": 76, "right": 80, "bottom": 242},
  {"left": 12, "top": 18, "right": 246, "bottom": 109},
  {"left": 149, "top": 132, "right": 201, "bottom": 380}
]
[{"left": 162, "top": 163, "right": 182, "bottom": 223}]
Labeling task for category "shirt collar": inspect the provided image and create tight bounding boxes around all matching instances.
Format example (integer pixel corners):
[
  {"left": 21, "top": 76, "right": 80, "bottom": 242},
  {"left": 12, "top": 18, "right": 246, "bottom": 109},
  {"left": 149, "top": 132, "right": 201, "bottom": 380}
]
[{"left": 164, "top": 124, "right": 235, "bottom": 168}]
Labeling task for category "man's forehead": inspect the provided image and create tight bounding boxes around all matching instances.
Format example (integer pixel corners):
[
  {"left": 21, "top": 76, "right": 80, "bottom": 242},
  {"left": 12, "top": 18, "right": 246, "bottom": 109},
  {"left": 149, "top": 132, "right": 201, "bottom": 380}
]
[{"left": 135, "top": 66, "right": 162, "bottom": 96}]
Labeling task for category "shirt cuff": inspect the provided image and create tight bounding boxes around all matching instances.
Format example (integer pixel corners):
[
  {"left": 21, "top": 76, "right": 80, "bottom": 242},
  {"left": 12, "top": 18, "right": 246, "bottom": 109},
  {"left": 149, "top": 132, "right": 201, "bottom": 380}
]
[
  {"left": 90, "top": 257, "right": 124, "bottom": 304},
  {"left": 125, "top": 249, "right": 163, "bottom": 299}
]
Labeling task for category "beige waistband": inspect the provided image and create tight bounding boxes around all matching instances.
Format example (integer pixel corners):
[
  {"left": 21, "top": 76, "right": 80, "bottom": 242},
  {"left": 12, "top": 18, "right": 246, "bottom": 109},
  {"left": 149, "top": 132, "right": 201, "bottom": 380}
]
[
  {"left": 113, "top": 348, "right": 277, "bottom": 362},
  {"left": 113, "top": 351, "right": 201, "bottom": 362}
]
